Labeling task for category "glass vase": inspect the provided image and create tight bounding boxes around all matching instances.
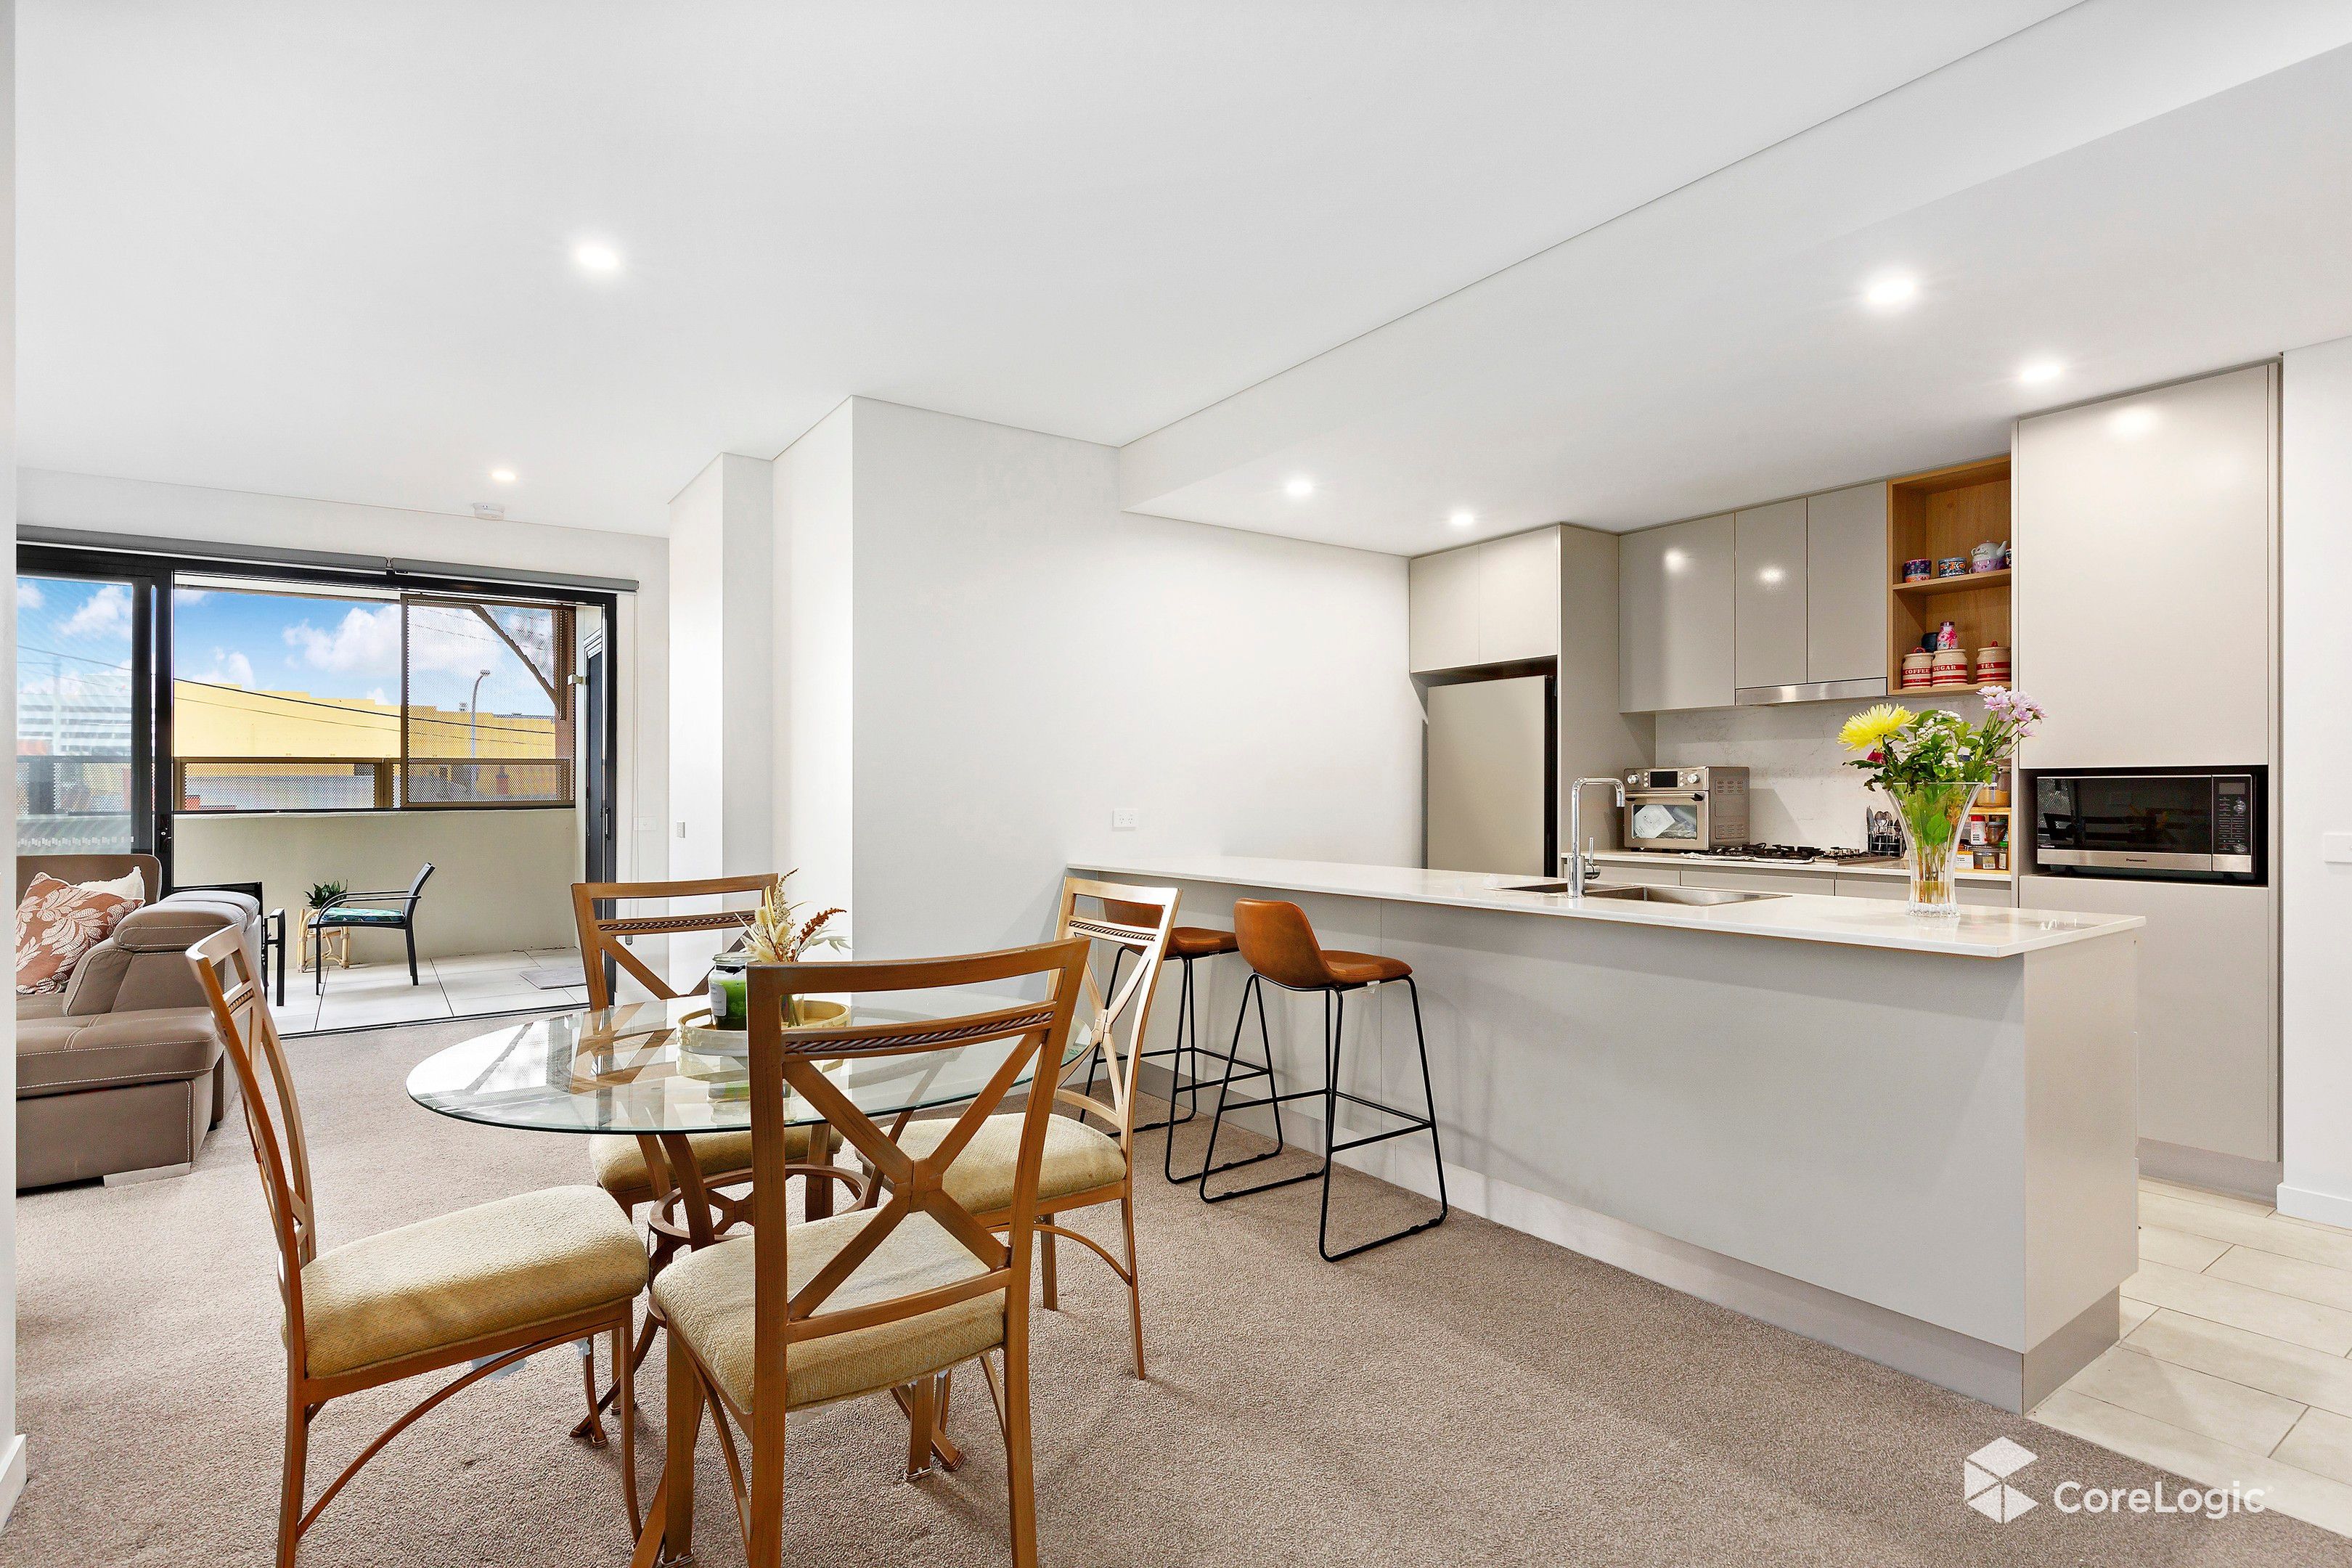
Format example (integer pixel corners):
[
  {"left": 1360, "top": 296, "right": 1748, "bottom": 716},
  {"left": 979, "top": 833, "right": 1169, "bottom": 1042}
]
[{"left": 1887, "top": 780, "right": 1983, "bottom": 916}]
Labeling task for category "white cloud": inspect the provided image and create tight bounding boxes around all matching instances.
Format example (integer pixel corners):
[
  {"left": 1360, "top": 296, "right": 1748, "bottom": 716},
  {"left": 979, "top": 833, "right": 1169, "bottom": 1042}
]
[
  {"left": 17, "top": 580, "right": 43, "bottom": 611},
  {"left": 284, "top": 603, "right": 401, "bottom": 673},
  {"left": 173, "top": 587, "right": 210, "bottom": 604},
  {"left": 62, "top": 583, "right": 133, "bottom": 641},
  {"left": 190, "top": 649, "right": 255, "bottom": 688},
  {"left": 365, "top": 687, "right": 391, "bottom": 706}
]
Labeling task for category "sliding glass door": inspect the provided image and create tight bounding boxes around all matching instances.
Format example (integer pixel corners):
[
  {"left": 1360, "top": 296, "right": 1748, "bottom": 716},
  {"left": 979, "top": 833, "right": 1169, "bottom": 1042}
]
[{"left": 15, "top": 561, "right": 163, "bottom": 857}]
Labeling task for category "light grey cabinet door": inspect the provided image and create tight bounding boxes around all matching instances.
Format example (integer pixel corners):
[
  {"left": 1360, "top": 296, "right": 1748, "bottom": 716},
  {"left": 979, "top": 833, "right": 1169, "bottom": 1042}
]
[
  {"left": 1680, "top": 865, "right": 1838, "bottom": 895},
  {"left": 1805, "top": 482, "right": 1889, "bottom": 684},
  {"left": 1619, "top": 513, "right": 1734, "bottom": 711},
  {"left": 1426, "top": 675, "right": 1551, "bottom": 876},
  {"left": 2015, "top": 364, "right": 2274, "bottom": 765},
  {"left": 1477, "top": 526, "right": 1561, "bottom": 664},
  {"left": 1734, "top": 499, "right": 1808, "bottom": 693},
  {"left": 1408, "top": 544, "right": 1480, "bottom": 674}
]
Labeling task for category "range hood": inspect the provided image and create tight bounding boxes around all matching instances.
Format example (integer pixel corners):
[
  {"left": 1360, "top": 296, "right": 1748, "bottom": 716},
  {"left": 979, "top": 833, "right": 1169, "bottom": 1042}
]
[{"left": 1733, "top": 676, "right": 1888, "bottom": 706}]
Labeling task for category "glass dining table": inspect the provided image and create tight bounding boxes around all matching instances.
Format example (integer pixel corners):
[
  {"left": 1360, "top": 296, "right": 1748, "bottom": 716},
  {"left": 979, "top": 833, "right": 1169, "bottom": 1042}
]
[{"left": 405, "top": 990, "right": 1095, "bottom": 1248}]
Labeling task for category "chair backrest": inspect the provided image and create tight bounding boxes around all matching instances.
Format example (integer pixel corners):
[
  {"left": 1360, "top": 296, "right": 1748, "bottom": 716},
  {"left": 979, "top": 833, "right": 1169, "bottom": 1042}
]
[
  {"left": 1232, "top": 898, "right": 1339, "bottom": 990},
  {"left": 406, "top": 862, "right": 436, "bottom": 902},
  {"left": 187, "top": 923, "right": 318, "bottom": 1368},
  {"left": 569, "top": 873, "right": 782, "bottom": 1007},
  {"left": 1056, "top": 878, "right": 1177, "bottom": 1152},
  {"left": 743, "top": 938, "right": 1090, "bottom": 1412}
]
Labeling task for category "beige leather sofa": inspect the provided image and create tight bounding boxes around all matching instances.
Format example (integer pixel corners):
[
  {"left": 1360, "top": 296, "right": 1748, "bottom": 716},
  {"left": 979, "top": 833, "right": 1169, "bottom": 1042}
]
[{"left": 16, "top": 854, "right": 264, "bottom": 1190}]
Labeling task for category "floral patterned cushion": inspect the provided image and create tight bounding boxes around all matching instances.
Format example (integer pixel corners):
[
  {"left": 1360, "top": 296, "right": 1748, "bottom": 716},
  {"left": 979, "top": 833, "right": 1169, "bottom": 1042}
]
[{"left": 15, "top": 873, "right": 143, "bottom": 996}]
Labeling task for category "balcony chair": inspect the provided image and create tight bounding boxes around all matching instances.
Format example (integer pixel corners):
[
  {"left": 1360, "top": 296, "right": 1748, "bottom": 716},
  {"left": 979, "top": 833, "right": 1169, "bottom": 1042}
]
[{"left": 307, "top": 862, "right": 434, "bottom": 994}]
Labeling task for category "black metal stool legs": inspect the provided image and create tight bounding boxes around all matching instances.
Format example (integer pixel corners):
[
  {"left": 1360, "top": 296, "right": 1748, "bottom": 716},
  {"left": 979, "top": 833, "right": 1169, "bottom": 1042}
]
[
  {"left": 1197, "top": 973, "right": 1447, "bottom": 1258},
  {"left": 1315, "top": 977, "right": 1447, "bottom": 1261},
  {"left": 1082, "top": 951, "right": 1244, "bottom": 1182}
]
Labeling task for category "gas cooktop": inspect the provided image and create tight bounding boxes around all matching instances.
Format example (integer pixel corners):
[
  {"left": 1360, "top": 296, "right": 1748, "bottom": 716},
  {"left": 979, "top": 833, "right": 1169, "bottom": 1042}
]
[{"left": 1699, "top": 844, "right": 1895, "bottom": 865}]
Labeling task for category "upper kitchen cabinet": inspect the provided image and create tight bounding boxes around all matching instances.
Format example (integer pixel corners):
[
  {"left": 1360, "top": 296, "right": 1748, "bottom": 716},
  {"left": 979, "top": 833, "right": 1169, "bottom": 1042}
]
[
  {"left": 2014, "top": 364, "right": 2275, "bottom": 765},
  {"left": 1408, "top": 526, "right": 1561, "bottom": 673},
  {"left": 1804, "top": 482, "right": 1889, "bottom": 687},
  {"left": 1732, "top": 499, "right": 1807, "bottom": 694},
  {"left": 1619, "top": 513, "right": 1734, "bottom": 711}
]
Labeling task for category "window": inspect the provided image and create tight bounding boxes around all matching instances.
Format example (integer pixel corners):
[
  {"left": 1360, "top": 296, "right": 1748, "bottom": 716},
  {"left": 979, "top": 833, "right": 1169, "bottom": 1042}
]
[
  {"left": 171, "top": 577, "right": 573, "bottom": 812},
  {"left": 16, "top": 574, "right": 139, "bottom": 852}
]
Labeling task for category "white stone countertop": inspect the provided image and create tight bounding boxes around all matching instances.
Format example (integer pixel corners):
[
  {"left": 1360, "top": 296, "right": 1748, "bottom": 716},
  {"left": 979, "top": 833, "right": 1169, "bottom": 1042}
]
[
  {"left": 1587, "top": 849, "right": 2011, "bottom": 883},
  {"left": 1069, "top": 855, "right": 2140, "bottom": 960}
]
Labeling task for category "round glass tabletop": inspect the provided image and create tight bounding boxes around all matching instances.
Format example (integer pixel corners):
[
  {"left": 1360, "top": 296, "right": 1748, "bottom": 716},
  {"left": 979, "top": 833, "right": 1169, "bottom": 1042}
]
[{"left": 405, "top": 992, "right": 1093, "bottom": 1138}]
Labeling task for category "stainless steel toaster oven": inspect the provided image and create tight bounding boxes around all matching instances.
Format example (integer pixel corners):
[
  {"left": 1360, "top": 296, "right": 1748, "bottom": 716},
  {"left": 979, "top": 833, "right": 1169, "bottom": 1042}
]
[{"left": 1620, "top": 766, "right": 1750, "bottom": 853}]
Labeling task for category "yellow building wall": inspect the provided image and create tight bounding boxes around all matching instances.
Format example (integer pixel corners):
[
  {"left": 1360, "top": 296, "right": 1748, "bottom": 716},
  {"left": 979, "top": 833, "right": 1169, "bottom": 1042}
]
[{"left": 171, "top": 682, "right": 559, "bottom": 758}]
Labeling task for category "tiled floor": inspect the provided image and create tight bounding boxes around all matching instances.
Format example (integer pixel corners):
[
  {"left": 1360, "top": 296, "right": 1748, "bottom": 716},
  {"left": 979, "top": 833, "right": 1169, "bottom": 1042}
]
[
  {"left": 2035, "top": 1177, "right": 2352, "bottom": 1536},
  {"left": 274, "top": 947, "right": 587, "bottom": 1035}
]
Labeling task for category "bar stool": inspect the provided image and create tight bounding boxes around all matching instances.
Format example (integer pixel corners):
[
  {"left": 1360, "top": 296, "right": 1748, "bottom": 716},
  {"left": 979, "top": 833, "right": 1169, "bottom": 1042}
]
[
  {"left": 1087, "top": 898, "right": 1244, "bottom": 1183},
  {"left": 1199, "top": 899, "right": 1447, "bottom": 1259}
]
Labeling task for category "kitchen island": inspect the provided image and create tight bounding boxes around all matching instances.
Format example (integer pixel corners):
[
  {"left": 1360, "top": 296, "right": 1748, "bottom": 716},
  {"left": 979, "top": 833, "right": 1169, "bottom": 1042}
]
[{"left": 1071, "top": 854, "right": 2143, "bottom": 1411}]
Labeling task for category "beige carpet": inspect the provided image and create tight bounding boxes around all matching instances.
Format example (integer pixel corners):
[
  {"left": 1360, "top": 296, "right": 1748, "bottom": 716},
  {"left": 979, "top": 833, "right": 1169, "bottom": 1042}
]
[{"left": 10, "top": 1014, "right": 2345, "bottom": 1566}]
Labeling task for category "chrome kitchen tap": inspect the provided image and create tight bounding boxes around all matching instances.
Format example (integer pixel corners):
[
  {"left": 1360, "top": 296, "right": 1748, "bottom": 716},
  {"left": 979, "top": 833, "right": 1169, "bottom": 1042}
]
[{"left": 1563, "top": 775, "right": 1628, "bottom": 901}]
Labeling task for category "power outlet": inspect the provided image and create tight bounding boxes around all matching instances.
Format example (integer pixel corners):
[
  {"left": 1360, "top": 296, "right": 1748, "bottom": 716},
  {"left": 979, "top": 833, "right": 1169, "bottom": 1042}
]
[{"left": 1112, "top": 807, "right": 1140, "bottom": 830}]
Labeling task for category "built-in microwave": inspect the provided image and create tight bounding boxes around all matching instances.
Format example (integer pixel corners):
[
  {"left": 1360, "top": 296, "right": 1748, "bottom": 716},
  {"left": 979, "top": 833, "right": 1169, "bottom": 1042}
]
[
  {"left": 2026, "top": 766, "right": 2265, "bottom": 884},
  {"left": 1620, "top": 766, "right": 1750, "bottom": 852}
]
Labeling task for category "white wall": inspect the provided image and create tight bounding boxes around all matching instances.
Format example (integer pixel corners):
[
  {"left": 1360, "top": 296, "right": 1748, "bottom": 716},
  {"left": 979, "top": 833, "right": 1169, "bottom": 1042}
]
[
  {"left": 15, "top": 470, "right": 671, "bottom": 898},
  {"left": 1, "top": 0, "right": 23, "bottom": 1525},
  {"left": 835, "top": 399, "right": 1421, "bottom": 959},
  {"left": 667, "top": 459, "right": 727, "bottom": 883},
  {"left": 2279, "top": 335, "right": 2352, "bottom": 1224},
  {"left": 772, "top": 403, "right": 854, "bottom": 925}
]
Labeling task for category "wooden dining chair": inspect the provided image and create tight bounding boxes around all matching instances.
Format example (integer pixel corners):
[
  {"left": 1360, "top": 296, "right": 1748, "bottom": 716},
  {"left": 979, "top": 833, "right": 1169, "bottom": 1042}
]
[
  {"left": 632, "top": 936, "right": 1091, "bottom": 1568},
  {"left": 569, "top": 874, "right": 862, "bottom": 1437},
  {"left": 889, "top": 878, "right": 1177, "bottom": 1377},
  {"left": 187, "top": 923, "right": 649, "bottom": 1567}
]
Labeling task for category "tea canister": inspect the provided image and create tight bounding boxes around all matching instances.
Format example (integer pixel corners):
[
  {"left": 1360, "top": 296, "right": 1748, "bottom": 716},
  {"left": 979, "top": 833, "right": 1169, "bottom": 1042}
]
[
  {"left": 1975, "top": 645, "right": 2011, "bottom": 686},
  {"left": 1901, "top": 558, "right": 1933, "bottom": 583},
  {"left": 1937, "top": 555, "right": 1969, "bottom": 578}
]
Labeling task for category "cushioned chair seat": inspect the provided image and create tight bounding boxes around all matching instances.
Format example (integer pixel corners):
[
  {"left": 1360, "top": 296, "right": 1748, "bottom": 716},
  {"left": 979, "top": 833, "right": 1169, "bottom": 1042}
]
[
  {"left": 15, "top": 1005, "right": 221, "bottom": 1097},
  {"left": 317, "top": 906, "right": 405, "bottom": 926},
  {"left": 1320, "top": 949, "right": 1412, "bottom": 986},
  {"left": 891, "top": 1113, "right": 1127, "bottom": 1216},
  {"left": 301, "top": 1185, "right": 647, "bottom": 1379},
  {"left": 1167, "top": 927, "right": 1239, "bottom": 960},
  {"left": 587, "top": 1126, "right": 828, "bottom": 1210},
  {"left": 653, "top": 1209, "right": 1003, "bottom": 1413}
]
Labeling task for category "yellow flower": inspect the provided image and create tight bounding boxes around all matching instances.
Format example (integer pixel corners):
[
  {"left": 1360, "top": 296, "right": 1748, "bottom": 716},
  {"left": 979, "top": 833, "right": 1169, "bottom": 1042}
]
[{"left": 1838, "top": 703, "right": 1915, "bottom": 754}]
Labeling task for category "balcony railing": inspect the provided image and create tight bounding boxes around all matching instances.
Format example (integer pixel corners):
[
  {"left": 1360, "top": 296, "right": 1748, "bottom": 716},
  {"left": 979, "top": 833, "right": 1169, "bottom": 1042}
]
[{"left": 173, "top": 756, "right": 571, "bottom": 812}]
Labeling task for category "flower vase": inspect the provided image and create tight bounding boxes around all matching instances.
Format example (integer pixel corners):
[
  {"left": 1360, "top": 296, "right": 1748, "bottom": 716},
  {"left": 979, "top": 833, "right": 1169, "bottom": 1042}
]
[{"left": 1887, "top": 780, "right": 1983, "bottom": 916}]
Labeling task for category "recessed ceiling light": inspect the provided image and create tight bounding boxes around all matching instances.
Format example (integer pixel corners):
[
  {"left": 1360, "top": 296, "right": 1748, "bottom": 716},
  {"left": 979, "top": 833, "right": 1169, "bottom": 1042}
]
[
  {"left": 1449, "top": 510, "right": 1476, "bottom": 529},
  {"left": 2017, "top": 359, "right": 2064, "bottom": 385},
  {"left": 1863, "top": 274, "right": 1919, "bottom": 310},
  {"left": 1285, "top": 477, "right": 1314, "bottom": 499},
  {"left": 573, "top": 241, "right": 622, "bottom": 273},
  {"left": 1758, "top": 566, "right": 1787, "bottom": 586},
  {"left": 490, "top": 467, "right": 517, "bottom": 484}
]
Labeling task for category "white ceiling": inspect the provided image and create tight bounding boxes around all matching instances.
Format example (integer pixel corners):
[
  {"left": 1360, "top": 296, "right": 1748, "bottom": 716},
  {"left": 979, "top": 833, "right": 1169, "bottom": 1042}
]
[
  {"left": 1123, "top": 3, "right": 2352, "bottom": 552},
  {"left": 20, "top": 0, "right": 2076, "bottom": 536}
]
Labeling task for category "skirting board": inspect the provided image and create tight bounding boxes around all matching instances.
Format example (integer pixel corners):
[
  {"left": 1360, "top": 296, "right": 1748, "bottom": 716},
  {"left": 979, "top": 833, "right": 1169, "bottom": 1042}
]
[
  {"left": 0, "top": 1432, "right": 25, "bottom": 1530},
  {"left": 1140, "top": 1063, "right": 2112, "bottom": 1413},
  {"left": 2139, "top": 1136, "right": 2283, "bottom": 1204},
  {"left": 2278, "top": 1184, "right": 2352, "bottom": 1230}
]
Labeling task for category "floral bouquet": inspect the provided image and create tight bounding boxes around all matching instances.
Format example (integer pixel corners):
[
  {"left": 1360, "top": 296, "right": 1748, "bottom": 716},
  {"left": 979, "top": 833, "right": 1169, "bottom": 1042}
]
[{"left": 1839, "top": 689, "right": 2044, "bottom": 913}]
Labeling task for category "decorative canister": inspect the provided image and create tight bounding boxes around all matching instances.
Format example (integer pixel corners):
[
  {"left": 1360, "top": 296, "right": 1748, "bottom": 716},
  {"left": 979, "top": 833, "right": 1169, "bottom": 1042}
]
[
  {"left": 1902, "top": 558, "right": 1933, "bottom": 583},
  {"left": 1971, "top": 541, "right": 2002, "bottom": 573},
  {"left": 1935, "top": 619, "right": 1960, "bottom": 650},
  {"left": 1900, "top": 650, "right": 1933, "bottom": 689},
  {"left": 1930, "top": 647, "right": 1972, "bottom": 686},
  {"left": 1937, "top": 556, "right": 1969, "bottom": 578},
  {"left": 1975, "top": 645, "right": 2011, "bottom": 685}
]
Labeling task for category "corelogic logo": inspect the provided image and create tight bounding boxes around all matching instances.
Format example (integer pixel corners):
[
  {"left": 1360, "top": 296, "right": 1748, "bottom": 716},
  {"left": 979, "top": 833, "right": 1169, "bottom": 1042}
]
[{"left": 1964, "top": 1438, "right": 2039, "bottom": 1522}]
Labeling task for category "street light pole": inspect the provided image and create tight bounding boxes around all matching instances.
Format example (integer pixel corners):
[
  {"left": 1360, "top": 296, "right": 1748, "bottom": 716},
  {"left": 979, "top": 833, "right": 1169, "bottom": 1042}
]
[{"left": 467, "top": 668, "right": 491, "bottom": 757}]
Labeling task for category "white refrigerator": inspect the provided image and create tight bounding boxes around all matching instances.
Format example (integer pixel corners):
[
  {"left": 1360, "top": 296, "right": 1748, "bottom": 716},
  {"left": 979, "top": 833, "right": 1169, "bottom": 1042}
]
[{"left": 1424, "top": 674, "right": 1553, "bottom": 877}]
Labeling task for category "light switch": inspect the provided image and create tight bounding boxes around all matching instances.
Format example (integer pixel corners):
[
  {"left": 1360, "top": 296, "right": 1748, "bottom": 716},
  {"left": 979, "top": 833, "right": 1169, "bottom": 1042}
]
[
  {"left": 1112, "top": 807, "right": 1139, "bottom": 830},
  {"left": 2324, "top": 832, "right": 2352, "bottom": 865}
]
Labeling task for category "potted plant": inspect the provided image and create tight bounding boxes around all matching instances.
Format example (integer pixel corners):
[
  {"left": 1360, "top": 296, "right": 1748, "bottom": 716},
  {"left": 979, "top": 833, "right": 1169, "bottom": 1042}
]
[
  {"left": 708, "top": 875, "right": 847, "bottom": 1028},
  {"left": 1839, "top": 689, "right": 2043, "bottom": 915},
  {"left": 301, "top": 881, "right": 348, "bottom": 971}
]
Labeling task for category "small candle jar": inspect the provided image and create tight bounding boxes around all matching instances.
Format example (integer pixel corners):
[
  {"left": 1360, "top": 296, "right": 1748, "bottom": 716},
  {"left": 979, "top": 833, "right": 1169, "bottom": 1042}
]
[{"left": 708, "top": 953, "right": 750, "bottom": 1029}]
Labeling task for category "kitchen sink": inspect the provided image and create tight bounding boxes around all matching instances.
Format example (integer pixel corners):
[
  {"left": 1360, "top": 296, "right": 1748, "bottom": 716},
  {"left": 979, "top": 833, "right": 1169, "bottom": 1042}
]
[
  {"left": 1581, "top": 884, "right": 1786, "bottom": 905},
  {"left": 1503, "top": 881, "right": 1575, "bottom": 894}
]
